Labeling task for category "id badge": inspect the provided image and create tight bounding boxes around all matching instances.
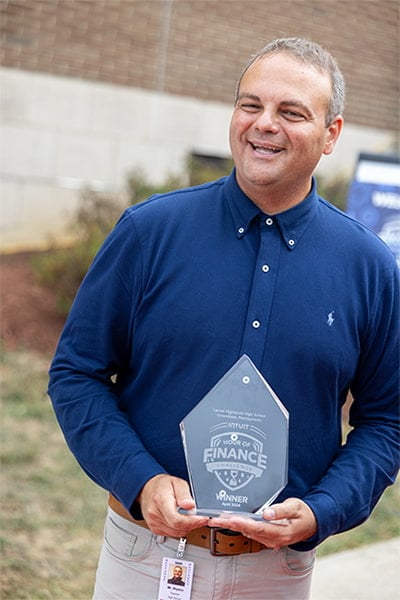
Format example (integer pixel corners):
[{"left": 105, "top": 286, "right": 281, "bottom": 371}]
[{"left": 157, "top": 556, "right": 194, "bottom": 600}]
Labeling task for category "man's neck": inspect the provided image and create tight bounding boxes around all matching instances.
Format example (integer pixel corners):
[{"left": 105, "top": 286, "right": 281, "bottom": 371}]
[{"left": 237, "top": 177, "right": 313, "bottom": 215}]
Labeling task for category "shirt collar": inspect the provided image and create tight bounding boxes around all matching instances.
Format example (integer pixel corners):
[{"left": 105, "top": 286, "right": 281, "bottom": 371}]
[
  {"left": 224, "top": 169, "right": 318, "bottom": 250},
  {"left": 224, "top": 169, "right": 262, "bottom": 238},
  {"left": 273, "top": 179, "right": 318, "bottom": 250}
]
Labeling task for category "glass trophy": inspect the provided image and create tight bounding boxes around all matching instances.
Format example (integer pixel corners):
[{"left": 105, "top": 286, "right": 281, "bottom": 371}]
[{"left": 179, "top": 354, "right": 288, "bottom": 520}]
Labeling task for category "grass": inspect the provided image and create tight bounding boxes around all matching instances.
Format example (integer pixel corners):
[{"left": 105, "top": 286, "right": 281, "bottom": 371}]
[
  {"left": 1, "top": 349, "right": 399, "bottom": 598},
  {"left": 1, "top": 350, "right": 106, "bottom": 599}
]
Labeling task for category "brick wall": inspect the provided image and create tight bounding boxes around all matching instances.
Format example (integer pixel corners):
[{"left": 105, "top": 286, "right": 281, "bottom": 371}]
[{"left": 1, "top": 0, "right": 399, "bottom": 132}]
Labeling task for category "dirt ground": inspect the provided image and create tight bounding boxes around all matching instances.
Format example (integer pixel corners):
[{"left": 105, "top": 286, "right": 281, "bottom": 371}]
[{"left": 1, "top": 251, "right": 66, "bottom": 357}]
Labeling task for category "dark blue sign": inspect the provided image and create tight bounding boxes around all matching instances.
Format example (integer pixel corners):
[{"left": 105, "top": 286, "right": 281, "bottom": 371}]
[{"left": 346, "top": 153, "right": 400, "bottom": 266}]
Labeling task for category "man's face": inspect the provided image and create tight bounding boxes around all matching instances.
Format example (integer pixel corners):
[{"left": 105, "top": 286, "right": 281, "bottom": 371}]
[
  {"left": 173, "top": 567, "right": 183, "bottom": 579},
  {"left": 229, "top": 53, "right": 342, "bottom": 208}
]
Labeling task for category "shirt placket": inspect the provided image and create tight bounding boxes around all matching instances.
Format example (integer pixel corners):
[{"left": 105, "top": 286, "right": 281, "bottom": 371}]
[{"left": 239, "top": 215, "right": 281, "bottom": 366}]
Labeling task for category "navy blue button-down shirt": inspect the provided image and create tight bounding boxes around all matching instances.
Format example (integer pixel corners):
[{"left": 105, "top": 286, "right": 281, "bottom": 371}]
[{"left": 49, "top": 170, "right": 399, "bottom": 550}]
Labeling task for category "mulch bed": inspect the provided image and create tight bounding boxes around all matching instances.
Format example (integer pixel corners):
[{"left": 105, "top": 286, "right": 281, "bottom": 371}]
[{"left": 1, "top": 252, "right": 66, "bottom": 357}]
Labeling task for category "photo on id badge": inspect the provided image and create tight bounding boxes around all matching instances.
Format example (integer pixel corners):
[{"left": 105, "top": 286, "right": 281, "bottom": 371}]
[{"left": 158, "top": 557, "right": 194, "bottom": 600}]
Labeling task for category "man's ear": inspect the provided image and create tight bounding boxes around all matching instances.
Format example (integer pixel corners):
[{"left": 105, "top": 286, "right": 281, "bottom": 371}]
[{"left": 323, "top": 115, "right": 344, "bottom": 156}]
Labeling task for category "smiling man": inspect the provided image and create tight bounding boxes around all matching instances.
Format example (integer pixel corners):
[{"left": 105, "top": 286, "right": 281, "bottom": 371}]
[
  {"left": 230, "top": 42, "right": 343, "bottom": 213},
  {"left": 48, "top": 38, "right": 399, "bottom": 600}
]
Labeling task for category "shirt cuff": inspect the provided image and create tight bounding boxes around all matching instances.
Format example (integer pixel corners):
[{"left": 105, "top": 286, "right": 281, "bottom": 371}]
[{"left": 291, "top": 491, "right": 341, "bottom": 551}]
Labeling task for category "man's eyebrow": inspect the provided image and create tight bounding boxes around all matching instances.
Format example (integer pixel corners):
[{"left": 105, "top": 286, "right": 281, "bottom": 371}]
[{"left": 236, "top": 92, "right": 262, "bottom": 103}]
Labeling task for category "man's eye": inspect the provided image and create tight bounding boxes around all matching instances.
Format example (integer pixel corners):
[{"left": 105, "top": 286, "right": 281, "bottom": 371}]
[
  {"left": 240, "top": 103, "right": 261, "bottom": 112},
  {"left": 282, "top": 110, "right": 304, "bottom": 120}
]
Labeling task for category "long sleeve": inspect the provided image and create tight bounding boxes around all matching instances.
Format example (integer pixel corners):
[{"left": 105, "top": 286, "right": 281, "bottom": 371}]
[
  {"left": 48, "top": 212, "right": 167, "bottom": 510},
  {"left": 294, "top": 260, "right": 399, "bottom": 550}
]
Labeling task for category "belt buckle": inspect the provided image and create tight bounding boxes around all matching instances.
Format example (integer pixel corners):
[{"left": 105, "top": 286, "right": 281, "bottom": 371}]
[{"left": 209, "top": 528, "right": 241, "bottom": 556}]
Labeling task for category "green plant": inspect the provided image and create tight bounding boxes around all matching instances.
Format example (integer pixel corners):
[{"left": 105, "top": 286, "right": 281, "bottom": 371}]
[
  {"left": 32, "top": 190, "right": 125, "bottom": 315},
  {"left": 126, "top": 168, "right": 186, "bottom": 203},
  {"left": 33, "top": 170, "right": 189, "bottom": 316},
  {"left": 186, "top": 154, "right": 233, "bottom": 186},
  {"left": 315, "top": 172, "right": 350, "bottom": 211}
]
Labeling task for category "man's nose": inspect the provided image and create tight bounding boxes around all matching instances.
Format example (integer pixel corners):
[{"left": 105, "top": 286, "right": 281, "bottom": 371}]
[{"left": 254, "top": 108, "right": 280, "bottom": 133}]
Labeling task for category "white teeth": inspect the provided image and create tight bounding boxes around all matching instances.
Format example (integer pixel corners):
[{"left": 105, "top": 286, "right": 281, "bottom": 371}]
[{"left": 253, "top": 144, "right": 281, "bottom": 153}]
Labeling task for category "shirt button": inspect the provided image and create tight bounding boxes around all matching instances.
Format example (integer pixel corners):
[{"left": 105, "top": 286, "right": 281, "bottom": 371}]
[
  {"left": 252, "top": 320, "right": 261, "bottom": 329},
  {"left": 265, "top": 218, "right": 274, "bottom": 226},
  {"left": 262, "top": 264, "right": 270, "bottom": 272},
  {"left": 238, "top": 227, "right": 245, "bottom": 234},
  {"left": 288, "top": 239, "right": 295, "bottom": 246}
]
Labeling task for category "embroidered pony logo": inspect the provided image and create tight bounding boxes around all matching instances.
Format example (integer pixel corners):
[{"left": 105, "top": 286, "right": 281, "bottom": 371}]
[{"left": 327, "top": 311, "right": 335, "bottom": 327}]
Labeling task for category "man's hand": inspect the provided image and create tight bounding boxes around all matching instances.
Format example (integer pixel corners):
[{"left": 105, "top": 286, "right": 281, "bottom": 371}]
[
  {"left": 138, "top": 474, "right": 209, "bottom": 537},
  {"left": 209, "top": 498, "right": 317, "bottom": 548}
]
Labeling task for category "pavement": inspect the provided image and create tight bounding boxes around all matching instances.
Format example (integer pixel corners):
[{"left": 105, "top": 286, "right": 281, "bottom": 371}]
[{"left": 310, "top": 537, "right": 400, "bottom": 599}]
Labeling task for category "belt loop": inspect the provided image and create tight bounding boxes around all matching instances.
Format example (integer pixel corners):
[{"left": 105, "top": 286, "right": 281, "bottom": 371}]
[{"left": 210, "top": 528, "right": 242, "bottom": 556}]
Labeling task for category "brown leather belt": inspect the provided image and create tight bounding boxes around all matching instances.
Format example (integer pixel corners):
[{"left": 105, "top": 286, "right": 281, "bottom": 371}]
[{"left": 108, "top": 494, "right": 266, "bottom": 556}]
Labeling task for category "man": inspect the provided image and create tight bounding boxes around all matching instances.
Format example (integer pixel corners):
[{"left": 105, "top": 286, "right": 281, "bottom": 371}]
[
  {"left": 48, "top": 38, "right": 399, "bottom": 599},
  {"left": 168, "top": 565, "right": 185, "bottom": 586}
]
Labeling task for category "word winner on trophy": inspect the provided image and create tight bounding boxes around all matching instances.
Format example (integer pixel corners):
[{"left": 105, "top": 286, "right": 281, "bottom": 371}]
[{"left": 179, "top": 355, "right": 289, "bottom": 519}]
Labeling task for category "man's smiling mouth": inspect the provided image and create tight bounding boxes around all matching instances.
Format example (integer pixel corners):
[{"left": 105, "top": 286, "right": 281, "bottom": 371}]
[{"left": 250, "top": 142, "right": 283, "bottom": 154}]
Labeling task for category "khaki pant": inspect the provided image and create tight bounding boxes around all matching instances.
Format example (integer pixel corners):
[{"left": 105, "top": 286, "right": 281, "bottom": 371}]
[{"left": 93, "top": 507, "right": 315, "bottom": 600}]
